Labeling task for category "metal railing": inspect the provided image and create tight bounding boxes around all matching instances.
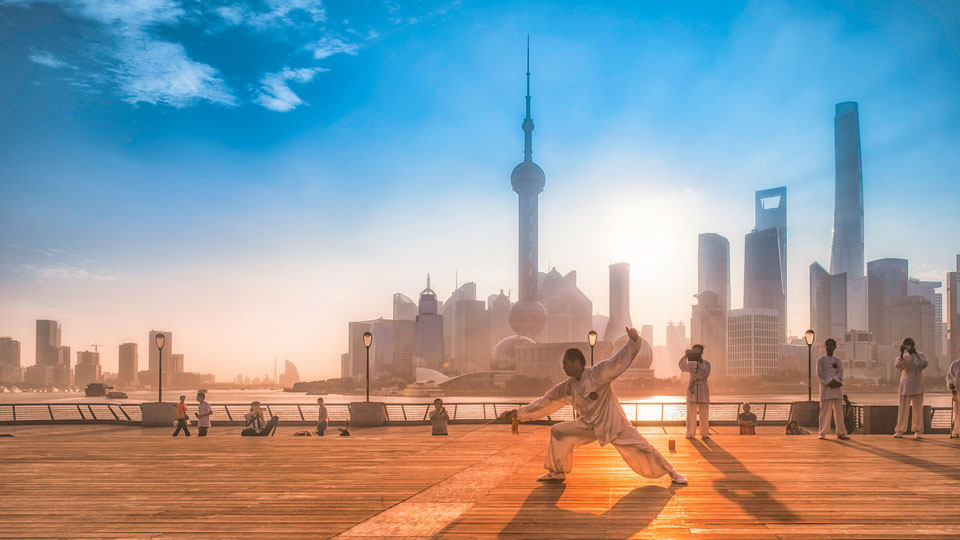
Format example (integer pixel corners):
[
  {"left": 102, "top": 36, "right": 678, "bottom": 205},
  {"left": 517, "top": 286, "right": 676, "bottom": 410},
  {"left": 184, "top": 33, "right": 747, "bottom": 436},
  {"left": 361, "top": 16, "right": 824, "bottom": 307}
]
[
  {"left": 0, "top": 401, "right": 797, "bottom": 427},
  {"left": 850, "top": 404, "right": 953, "bottom": 433}
]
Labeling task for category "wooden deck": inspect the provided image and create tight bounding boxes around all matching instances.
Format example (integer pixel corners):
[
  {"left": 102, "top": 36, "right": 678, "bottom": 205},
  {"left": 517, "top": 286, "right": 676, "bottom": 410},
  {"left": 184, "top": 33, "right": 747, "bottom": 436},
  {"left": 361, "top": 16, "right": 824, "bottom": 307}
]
[{"left": 1, "top": 423, "right": 959, "bottom": 539}]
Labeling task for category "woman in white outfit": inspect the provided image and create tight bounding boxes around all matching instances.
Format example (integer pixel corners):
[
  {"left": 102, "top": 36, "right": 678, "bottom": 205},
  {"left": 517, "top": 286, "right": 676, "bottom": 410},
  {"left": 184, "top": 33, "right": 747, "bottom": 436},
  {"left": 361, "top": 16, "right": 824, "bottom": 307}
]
[
  {"left": 894, "top": 337, "right": 927, "bottom": 439},
  {"left": 679, "top": 345, "right": 710, "bottom": 439},
  {"left": 499, "top": 327, "right": 687, "bottom": 485}
]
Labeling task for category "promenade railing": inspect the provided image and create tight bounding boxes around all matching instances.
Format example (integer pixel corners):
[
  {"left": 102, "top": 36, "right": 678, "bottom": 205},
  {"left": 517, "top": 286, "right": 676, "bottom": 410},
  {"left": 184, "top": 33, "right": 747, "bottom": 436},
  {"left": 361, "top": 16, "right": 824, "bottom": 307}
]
[{"left": 1, "top": 401, "right": 952, "bottom": 431}]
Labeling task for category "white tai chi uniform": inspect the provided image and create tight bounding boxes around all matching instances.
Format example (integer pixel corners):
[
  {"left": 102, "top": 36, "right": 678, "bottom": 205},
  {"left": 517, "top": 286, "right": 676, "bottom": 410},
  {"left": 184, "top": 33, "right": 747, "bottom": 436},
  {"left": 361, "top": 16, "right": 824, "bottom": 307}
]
[
  {"left": 678, "top": 355, "right": 711, "bottom": 437},
  {"left": 894, "top": 351, "right": 927, "bottom": 434},
  {"left": 816, "top": 354, "right": 847, "bottom": 437},
  {"left": 946, "top": 360, "right": 960, "bottom": 437},
  {"left": 517, "top": 339, "right": 677, "bottom": 479}
]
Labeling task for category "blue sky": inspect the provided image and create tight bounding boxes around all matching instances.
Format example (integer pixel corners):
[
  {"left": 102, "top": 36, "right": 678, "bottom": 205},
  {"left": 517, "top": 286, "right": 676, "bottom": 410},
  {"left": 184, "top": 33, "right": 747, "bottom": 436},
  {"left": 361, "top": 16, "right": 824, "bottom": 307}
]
[{"left": 1, "top": 0, "right": 959, "bottom": 379}]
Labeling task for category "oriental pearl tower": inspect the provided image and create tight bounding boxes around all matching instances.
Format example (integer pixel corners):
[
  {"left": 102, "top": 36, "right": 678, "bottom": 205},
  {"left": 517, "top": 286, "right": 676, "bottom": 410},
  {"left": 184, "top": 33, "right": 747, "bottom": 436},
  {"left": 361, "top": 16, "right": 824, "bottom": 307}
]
[{"left": 508, "top": 39, "right": 547, "bottom": 340}]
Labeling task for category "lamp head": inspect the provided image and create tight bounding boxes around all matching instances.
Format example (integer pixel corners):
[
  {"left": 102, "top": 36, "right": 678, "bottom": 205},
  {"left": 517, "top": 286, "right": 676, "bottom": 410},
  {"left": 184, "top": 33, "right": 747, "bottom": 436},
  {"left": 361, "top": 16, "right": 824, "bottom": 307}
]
[
  {"left": 362, "top": 331, "right": 373, "bottom": 348},
  {"left": 155, "top": 333, "right": 166, "bottom": 350},
  {"left": 587, "top": 330, "right": 598, "bottom": 347},
  {"left": 804, "top": 329, "right": 815, "bottom": 346}
]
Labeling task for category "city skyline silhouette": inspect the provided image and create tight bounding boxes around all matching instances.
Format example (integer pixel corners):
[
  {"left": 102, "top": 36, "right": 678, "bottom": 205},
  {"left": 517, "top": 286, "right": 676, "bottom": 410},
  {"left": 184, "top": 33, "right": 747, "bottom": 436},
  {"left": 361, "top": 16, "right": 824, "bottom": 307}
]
[{"left": 1, "top": 1, "right": 959, "bottom": 380}]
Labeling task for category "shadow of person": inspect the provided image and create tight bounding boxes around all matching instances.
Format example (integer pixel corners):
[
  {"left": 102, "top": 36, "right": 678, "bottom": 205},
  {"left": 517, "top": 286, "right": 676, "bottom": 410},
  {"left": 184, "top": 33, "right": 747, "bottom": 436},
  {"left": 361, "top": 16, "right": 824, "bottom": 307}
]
[
  {"left": 840, "top": 439, "right": 960, "bottom": 479},
  {"left": 691, "top": 438, "right": 800, "bottom": 523},
  {"left": 439, "top": 482, "right": 674, "bottom": 539}
]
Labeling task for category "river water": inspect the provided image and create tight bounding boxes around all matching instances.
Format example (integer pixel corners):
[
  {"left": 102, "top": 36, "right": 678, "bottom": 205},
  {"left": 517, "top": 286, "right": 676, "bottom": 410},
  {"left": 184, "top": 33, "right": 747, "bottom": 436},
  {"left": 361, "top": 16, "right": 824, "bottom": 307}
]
[{"left": 0, "top": 389, "right": 954, "bottom": 407}]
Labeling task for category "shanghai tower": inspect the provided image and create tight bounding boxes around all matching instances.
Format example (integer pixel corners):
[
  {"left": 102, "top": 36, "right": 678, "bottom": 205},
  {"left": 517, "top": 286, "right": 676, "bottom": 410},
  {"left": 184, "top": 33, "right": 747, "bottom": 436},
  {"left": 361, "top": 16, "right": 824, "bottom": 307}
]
[
  {"left": 830, "top": 102, "right": 865, "bottom": 278},
  {"left": 508, "top": 40, "right": 547, "bottom": 339}
]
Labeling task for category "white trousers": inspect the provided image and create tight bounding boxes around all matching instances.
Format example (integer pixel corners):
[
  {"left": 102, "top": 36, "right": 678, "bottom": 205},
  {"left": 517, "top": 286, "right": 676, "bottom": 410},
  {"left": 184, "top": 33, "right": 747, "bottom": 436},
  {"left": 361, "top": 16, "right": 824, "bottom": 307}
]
[
  {"left": 952, "top": 399, "right": 960, "bottom": 437},
  {"left": 895, "top": 394, "right": 924, "bottom": 434},
  {"left": 685, "top": 402, "right": 709, "bottom": 437},
  {"left": 544, "top": 420, "right": 675, "bottom": 479},
  {"left": 818, "top": 398, "right": 847, "bottom": 437}
]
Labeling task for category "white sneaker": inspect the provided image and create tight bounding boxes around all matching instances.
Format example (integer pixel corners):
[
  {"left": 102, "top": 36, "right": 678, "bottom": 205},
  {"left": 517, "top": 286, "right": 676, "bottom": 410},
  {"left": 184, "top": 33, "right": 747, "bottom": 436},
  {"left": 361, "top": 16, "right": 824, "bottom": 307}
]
[
  {"left": 537, "top": 472, "right": 565, "bottom": 482},
  {"left": 914, "top": 433, "right": 923, "bottom": 439},
  {"left": 670, "top": 472, "right": 688, "bottom": 485},
  {"left": 892, "top": 432, "right": 903, "bottom": 438}
]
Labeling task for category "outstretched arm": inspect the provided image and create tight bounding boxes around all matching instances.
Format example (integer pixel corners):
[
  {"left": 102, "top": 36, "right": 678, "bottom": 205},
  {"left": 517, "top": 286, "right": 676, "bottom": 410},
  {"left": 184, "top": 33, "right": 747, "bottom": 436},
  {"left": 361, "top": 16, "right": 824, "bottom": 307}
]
[
  {"left": 592, "top": 327, "right": 642, "bottom": 385},
  {"left": 516, "top": 380, "right": 569, "bottom": 422}
]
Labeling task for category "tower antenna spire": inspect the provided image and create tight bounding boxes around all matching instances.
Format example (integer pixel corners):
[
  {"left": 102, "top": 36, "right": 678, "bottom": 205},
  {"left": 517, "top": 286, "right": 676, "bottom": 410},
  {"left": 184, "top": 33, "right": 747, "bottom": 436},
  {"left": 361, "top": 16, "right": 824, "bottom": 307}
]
[{"left": 523, "top": 35, "right": 533, "bottom": 163}]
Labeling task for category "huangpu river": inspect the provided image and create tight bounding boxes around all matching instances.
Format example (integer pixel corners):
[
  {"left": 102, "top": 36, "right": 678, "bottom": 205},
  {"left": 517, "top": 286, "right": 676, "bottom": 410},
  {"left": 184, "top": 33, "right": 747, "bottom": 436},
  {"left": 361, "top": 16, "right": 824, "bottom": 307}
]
[{"left": 0, "top": 389, "right": 954, "bottom": 407}]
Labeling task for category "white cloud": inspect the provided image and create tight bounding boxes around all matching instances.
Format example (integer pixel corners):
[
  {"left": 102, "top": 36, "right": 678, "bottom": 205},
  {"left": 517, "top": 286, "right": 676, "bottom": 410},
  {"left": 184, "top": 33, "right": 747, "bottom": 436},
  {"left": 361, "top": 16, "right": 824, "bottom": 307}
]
[
  {"left": 214, "top": 0, "right": 326, "bottom": 29},
  {"left": 21, "top": 263, "right": 118, "bottom": 282},
  {"left": 28, "top": 50, "right": 72, "bottom": 69},
  {"left": 112, "top": 30, "right": 236, "bottom": 107},
  {"left": 309, "top": 36, "right": 360, "bottom": 59},
  {"left": 255, "top": 66, "right": 325, "bottom": 112}
]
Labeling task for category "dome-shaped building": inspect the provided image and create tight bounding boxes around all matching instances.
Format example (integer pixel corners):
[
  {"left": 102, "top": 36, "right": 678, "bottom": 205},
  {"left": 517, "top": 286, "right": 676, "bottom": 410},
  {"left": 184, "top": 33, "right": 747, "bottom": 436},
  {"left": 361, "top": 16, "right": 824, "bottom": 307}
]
[{"left": 491, "top": 335, "right": 536, "bottom": 371}]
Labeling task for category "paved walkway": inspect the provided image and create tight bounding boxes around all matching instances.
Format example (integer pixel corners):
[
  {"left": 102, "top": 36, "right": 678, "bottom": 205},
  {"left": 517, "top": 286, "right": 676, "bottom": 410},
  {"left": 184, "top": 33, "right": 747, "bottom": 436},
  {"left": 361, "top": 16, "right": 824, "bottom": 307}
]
[{"left": 1, "top": 424, "right": 959, "bottom": 538}]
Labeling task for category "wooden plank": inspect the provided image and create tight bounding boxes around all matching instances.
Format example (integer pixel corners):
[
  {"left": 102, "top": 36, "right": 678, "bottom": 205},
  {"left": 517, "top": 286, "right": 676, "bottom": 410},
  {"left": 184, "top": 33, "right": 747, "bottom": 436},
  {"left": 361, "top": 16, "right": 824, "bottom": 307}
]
[{"left": 1, "top": 425, "right": 959, "bottom": 538}]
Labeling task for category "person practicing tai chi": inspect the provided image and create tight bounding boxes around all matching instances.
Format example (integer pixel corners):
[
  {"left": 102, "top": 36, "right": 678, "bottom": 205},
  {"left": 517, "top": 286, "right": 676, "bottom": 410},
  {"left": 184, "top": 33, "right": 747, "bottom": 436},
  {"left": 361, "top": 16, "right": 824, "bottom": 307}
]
[
  {"left": 894, "top": 337, "right": 927, "bottom": 439},
  {"left": 816, "top": 338, "right": 850, "bottom": 440},
  {"left": 946, "top": 350, "right": 960, "bottom": 439},
  {"left": 430, "top": 398, "right": 449, "bottom": 436},
  {"left": 498, "top": 327, "right": 687, "bottom": 485},
  {"left": 679, "top": 344, "right": 711, "bottom": 439}
]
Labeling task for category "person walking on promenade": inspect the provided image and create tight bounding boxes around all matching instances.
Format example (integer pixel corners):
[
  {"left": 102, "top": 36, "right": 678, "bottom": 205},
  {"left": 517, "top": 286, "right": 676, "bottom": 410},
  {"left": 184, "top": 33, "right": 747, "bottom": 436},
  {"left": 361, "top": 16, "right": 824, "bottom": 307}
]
[
  {"left": 430, "top": 398, "right": 449, "bottom": 436},
  {"left": 498, "top": 327, "right": 687, "bottom": 485},
  {"left": 817, "top": 339, "right": 849, "bottom": 440},
  {"left": 173, "top": 395, "right": 191, "bottom": 437},
  {"left": 894, "top": 337, "right": 927, "bottom": 439},
  {"left": 317, "top": 397, "right": 329, "bottom": 436},
  {"left": 946, "top": 351, "right": 960, "bottom": 439},
  {"left": 738, "top": 403, "right": 757, "bottom": 435},
  {"left": 679, "top": 344, "right": 711, "bottom": 439},
  {"left": 195, "top": 392, "right": 212, "bottom": 437}
]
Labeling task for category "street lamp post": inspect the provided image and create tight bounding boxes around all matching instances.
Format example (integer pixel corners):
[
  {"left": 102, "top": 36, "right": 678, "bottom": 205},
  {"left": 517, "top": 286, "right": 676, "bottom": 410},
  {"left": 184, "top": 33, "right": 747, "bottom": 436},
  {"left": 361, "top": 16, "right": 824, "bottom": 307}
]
[
  {"left": 155, "top": 333, "right": 166, "bottom": 403},
  {"left": 362, "top": 331, "right": 373, "bottom": 402},
  {"left": 804, "top": 329, "right": 815, "bottom": 402},
  {"left": 587, "top": 330, "right": 598, "bottom": 366}
]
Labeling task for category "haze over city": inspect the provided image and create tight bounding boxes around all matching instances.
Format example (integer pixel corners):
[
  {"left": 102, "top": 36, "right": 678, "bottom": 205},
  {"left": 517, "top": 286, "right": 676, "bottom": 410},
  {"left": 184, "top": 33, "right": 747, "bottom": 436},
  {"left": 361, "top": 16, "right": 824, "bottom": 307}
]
[{"left": 2, "top": 0, "right": 959, "bottom": 381}]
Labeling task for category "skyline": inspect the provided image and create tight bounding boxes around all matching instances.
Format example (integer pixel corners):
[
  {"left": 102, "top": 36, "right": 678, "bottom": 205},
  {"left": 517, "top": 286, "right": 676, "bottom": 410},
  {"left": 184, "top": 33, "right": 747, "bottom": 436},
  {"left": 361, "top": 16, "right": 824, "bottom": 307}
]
[{"left": 2, "top": 1, "right": 960, "bottom": 380}]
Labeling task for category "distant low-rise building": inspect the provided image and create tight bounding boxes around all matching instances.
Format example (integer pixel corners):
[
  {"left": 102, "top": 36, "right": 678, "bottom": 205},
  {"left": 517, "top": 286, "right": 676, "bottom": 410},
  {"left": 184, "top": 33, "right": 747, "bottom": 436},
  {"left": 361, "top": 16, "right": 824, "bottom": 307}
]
[{"left": 727, "top": 308, "right": 780, "bottom": 378}]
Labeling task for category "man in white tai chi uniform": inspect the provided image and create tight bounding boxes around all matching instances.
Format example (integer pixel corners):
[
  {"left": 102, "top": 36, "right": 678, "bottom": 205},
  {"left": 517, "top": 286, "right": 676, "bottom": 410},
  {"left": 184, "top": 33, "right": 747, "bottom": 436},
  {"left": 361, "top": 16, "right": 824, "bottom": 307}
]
[
  {"left": 945, "top": 350, "right": 960, "bottom": 439},
  {"left": 816, "top": 338, "right": 850, "bottom": 440},
  {"left": 679, "top": 344, "right": 711, "bottom": 439},
  {"left": 499, "top": 327, "right": 687, "bottom": 485}
]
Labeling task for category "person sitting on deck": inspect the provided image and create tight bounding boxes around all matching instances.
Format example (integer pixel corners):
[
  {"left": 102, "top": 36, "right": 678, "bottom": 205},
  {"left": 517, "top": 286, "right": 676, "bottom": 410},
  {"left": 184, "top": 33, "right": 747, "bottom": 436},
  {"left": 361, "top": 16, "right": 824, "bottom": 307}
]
[
  {"left": 785, "top": 420, "right": 809, "bottom": 435},
  {"left": 241, "top": 401, "right": 278, "bottom": 436},
  {"left": 738, "top": 403, "right": 757, "bottom": 435},
  {"left": 497, "top": 327, "right": 688, "bottom": 485}
]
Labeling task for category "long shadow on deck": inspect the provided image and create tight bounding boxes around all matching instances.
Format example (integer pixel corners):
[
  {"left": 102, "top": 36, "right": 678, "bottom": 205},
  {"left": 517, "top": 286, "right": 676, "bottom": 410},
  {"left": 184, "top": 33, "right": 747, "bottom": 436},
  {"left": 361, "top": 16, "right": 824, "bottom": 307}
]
[
  {"left": 439, "top": 483, "right": 673, "bottom": 539},
  {"left": 691, "top": 438, "right": 800, "bottom": 523},
  {"left": 838, "top": 439, "right": 960, "bottom": 479}
]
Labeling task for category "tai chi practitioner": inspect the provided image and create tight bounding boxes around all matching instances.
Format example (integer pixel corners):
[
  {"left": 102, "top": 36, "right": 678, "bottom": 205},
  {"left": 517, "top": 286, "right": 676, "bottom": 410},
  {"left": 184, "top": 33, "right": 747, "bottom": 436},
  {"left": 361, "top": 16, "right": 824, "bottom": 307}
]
[
  {"left": 816, "top": 339, "right": 849, "bottom": 440},
  {"left": 430, "top": 398, "right": 449, "bottom": 436},
  {"left": 499, "top": 327, "right": 687, "bottom": 485},
  {"left": 679, "top": 344, "right": 711, "bottom": 438},
  {"left": 894, "top": 337, "right": 927, "bottom": 439},
  {"left": 946, "top": 354, "right": 960, "bottom": 439}
]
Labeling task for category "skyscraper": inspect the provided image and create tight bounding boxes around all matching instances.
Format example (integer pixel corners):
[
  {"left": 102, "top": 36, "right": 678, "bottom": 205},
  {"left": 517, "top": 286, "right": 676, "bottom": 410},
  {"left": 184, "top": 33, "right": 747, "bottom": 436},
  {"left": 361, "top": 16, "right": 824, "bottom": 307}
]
[
  {"left": 35, "top": 319, "right": 61, "bottom": 366},
  {"left": 691, "top": 291, "right": 726, "bottom": 375},
  {"left": 118, "top": 342, "right": 138, "bottom": 385},
  {"left": 698, "top": 233, "right": 731, "bottom": 312},
  {"left": 830, "top": 102, "right": 865, "bottom": 280},
  {"left": 604, "top": 263, "right": 633, "bottom": 342},
  {"left": 74, "top": 350, "right": 101, "bottom": 387},
  {"left": 831, "top": 102, "right": 868, "bottom": 332},
  {"left": 393, "top": 293, "right": 418, "bottom": 321},
  {"left": 809, "top": 262, "right": 847, "bottom": 342},
  {"left": 908, "top": 277, "right": 944, "bottom": 359},
  {"left": 727, "top": 308, "right": 780, "bottom": 378},
  {"left": 414, "top": 276, "right": 444, "bottom": 372},
  {"left": 888, "top": 296, "right": 935, "bottom": 356},
  {"left": 867, "top": 258, "right": 908, "bottom": 346},
  {"left": 508, "top": 40, "right": 547, "bottom": 340},
  {"left": 744, "top": 187, "right": 787, "bottom": 344},
  {"left": 946, "top": 255, "right": 959, "bottom": 363},
  {"left": 539, "top": 268, "right": 592, "bottom": 343}
]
